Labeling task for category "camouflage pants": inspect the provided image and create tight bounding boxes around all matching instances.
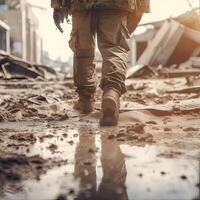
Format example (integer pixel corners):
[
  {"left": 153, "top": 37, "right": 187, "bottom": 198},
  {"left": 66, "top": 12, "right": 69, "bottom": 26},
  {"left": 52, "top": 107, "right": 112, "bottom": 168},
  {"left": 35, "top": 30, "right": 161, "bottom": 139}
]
[{"left": 69, "top": 10, "right": 131, "bottom": 97}]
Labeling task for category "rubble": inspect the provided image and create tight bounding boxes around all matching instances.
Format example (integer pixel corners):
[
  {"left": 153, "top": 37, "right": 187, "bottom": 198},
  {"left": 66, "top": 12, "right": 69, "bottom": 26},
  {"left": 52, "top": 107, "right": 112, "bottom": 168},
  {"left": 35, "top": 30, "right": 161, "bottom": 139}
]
[
  {"left": 0, "top": 94, "right": 70, "bottom": 122},
  {"left": 137, "top": 20, "right": 185, "bottom": 66},
  {"left": 0, "top": 52, "right": 58, "bottom": 80},
  {"left": 0, "top": 153, "right": 68, "bottom": 182},
  {"left": 129, "top": 8, "right": 200, "bottom": 76}
]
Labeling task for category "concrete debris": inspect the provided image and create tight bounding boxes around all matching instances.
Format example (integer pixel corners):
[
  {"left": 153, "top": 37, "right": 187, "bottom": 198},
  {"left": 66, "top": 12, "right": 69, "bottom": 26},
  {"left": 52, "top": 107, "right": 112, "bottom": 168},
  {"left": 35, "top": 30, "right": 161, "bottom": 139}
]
[
  {"left": 128, "top": 9, "right": 200, "bottom": 78},
  {"left": 0, "top": 90, "right": 70, "bottom": 122},
  {"left": 137, "top": 20, "right": 185, "bottom": 66},
  {"left": 159, "top": 68, "right": 200, "bottom": 78},
  {"left": 166, "top": 85, "right": 200, "bottom": 93},
  {"left": 0, "top": 52, "right": 57, "bottom": 80},
  {"left": 120, "top": 98, "right": 200, "bottom": 115}
]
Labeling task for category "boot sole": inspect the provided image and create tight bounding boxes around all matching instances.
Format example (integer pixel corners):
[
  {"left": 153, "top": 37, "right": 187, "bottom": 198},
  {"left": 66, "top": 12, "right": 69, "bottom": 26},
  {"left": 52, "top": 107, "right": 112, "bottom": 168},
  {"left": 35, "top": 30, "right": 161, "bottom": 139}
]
[{"left": 100, "top": 97, "right": 119, "bottom": 126}]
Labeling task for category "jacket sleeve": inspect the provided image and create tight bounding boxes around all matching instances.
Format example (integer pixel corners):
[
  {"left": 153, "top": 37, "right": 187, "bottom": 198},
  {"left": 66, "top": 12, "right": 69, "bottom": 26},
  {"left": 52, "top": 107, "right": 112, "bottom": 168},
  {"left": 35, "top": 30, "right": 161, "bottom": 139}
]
[{"left": 51, "top": 0, "right": 61, "bottom": 9}]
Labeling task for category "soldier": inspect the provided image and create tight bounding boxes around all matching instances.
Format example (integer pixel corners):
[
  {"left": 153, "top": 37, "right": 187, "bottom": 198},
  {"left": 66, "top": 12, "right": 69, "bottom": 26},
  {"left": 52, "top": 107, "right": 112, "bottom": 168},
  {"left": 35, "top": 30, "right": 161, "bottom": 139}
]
[{"left": 51, "top": 0, "right": 149, "bottom": 126}]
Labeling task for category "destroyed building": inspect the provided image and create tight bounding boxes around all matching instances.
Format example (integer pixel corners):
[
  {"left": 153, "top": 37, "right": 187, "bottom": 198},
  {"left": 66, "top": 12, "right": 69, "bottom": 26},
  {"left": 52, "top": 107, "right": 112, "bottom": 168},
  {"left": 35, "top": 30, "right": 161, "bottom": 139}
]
[
  {"left": 0, "top": 0, "right": 42, "bottom": 63},
  {"left": 129, "top": 8, "right": 200, "bottom": 67}
]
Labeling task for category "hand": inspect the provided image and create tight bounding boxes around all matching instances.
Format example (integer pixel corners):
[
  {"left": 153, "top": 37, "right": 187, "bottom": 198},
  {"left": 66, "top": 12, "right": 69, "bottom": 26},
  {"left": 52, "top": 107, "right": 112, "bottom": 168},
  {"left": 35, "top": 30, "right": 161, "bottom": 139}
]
[{"left": 53, "top": 8, "right": 65, "bottom": 33}]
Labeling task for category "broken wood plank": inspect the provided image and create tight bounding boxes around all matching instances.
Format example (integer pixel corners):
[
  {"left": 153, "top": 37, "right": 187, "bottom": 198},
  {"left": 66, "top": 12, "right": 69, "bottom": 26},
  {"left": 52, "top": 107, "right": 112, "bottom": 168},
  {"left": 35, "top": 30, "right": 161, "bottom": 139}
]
[
  {"left": 153, "top": 21, "right": 185, "bottom": 66},
  {"left": 137, "top": 20, "right": 185, "bottom": 66},
  {"left": 120, "top": 98, "right": 200, "bottom": 116},
  {"left": 159, "top": 69, "right": 200, "bottom": 78},
  {"left": 166, "top": 85, "right": 200, "bottom": 93},
  {"left": 137, "top": 20, "right": 171, "bottom": 65}
]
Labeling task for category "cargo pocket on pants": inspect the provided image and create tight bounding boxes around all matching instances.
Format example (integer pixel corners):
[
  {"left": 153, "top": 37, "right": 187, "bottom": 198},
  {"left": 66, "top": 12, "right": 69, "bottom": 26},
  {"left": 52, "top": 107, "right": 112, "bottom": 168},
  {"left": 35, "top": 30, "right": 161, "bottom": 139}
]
[{"left": 69, "top": 30, "right": 78, "bottom": 53}]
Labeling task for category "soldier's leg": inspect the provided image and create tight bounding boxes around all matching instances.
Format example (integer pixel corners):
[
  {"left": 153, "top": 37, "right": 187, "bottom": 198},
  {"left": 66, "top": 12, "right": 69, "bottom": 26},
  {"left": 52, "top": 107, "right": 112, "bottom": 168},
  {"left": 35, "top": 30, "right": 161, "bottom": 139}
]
[
  {"left": 97, "top": 10, "right": 130, "bottom": 125},
  {"left": 97, "top": 10, "right": 130, "bottom": 95},
  {"left": 69, "top": 11, "right": 96, "bottom": 113}
]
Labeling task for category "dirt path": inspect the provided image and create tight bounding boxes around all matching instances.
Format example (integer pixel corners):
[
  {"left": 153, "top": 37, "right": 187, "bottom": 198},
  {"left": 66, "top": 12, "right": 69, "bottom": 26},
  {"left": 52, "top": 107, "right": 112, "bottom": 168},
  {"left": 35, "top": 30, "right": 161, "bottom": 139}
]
[{"left": 0, "top": 77, "right": 200, "bottom": 200}]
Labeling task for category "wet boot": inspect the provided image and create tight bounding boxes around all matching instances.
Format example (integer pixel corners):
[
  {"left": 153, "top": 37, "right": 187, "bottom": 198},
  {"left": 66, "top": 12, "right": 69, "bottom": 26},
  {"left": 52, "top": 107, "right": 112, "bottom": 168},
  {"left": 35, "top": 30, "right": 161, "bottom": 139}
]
[
  {"left": 74, "top": 96, "right": 95, "bottom": 114},
  {"left": 100, "top": 89, "right": 120, "bottom": 126}
]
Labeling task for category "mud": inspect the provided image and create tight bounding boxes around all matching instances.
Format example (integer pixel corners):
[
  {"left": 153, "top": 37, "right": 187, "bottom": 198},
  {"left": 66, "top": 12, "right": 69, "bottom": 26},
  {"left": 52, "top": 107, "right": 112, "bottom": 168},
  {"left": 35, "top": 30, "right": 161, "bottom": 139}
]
[{"left": 0, "top": 74, "right": 200, "bottom": 200}]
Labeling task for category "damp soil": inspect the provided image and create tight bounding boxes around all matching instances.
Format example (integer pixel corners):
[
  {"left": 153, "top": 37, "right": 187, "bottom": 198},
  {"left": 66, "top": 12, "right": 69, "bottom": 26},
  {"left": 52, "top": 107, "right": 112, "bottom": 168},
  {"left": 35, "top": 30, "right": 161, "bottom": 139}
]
[{"left": 0, "top": 77, "right": 200, "bottom": 200}]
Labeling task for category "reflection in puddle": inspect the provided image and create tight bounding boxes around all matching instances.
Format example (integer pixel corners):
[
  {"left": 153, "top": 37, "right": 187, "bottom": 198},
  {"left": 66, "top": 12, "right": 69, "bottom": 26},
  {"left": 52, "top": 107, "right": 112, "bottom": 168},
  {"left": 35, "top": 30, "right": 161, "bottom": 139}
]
[{"left": 0, "top": 126, "right": 199, "bottom": 200}]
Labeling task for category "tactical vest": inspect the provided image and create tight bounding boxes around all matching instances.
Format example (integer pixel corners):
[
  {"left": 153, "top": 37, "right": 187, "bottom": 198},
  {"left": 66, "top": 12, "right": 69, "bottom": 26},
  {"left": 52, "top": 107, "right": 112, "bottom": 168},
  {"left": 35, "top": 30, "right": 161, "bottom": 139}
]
[
  {"left": 51, "top": 0, "right": 150, "bottom": 14},
  {"left": 70, "top": 0, "right": 135, "bottom": 13}
]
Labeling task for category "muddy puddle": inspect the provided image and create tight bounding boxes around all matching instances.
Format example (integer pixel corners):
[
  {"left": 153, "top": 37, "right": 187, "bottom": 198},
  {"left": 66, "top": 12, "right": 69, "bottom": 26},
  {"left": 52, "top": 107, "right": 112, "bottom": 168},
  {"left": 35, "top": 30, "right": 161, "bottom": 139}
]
[{"left": 0, "top": 124, "right": 199, "bottom": 200}]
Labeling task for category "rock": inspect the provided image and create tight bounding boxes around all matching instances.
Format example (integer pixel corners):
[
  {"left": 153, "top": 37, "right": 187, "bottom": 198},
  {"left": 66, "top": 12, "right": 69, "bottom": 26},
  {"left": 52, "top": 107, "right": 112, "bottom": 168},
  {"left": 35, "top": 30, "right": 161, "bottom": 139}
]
[
  {"left": 180, "top": 175, "right": 188, "bottom": 180},
  {"left": 138, "top": 173, "right": 143, "bottom": 178},
  {"left": 9, "top": 133, "right": 36, "bottom": 144},
  {"left": 164, "top": 127, "right": 171, "bottom": 132},
  {"left": 48, "top": 144, "right": 58, "bottom": 152},
  {"left": 107, "top": 134, "right": 115, "bottom": 140},
  {"left": 138, "top": 133, "right": 153, "bottom": 142},
  {"left": 146, "top": 121, "right": 157, "bottom": 125},
  {"left": 161, "top": 171, "right": 166, "bottom": 175},
  {"left": 183, "top": 127, "right": 199, "bottom": 132},
  {"left": 127, "top": 123, "right": 145, "bottom": 134}
]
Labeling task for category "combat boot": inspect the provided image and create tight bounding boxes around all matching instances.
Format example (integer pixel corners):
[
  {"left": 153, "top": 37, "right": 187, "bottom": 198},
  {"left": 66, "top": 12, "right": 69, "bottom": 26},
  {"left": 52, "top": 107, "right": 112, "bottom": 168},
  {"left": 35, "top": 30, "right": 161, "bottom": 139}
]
[
  {"left": 74, "top": 96, "right": 95, "bottom": 114},
  {"left": 100, "top": 89, "right": 120, "bottom": 126}
]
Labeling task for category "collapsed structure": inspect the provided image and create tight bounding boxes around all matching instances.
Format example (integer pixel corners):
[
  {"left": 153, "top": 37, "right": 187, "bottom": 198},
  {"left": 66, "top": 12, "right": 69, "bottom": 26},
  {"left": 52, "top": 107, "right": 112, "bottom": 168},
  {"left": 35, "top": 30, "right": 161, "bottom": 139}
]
[
  {"left": 0, "top": 0, "right": 42, "bottom": 63},
  {"left": 127, "top": 8, "right": 200, "bottom": 78}
]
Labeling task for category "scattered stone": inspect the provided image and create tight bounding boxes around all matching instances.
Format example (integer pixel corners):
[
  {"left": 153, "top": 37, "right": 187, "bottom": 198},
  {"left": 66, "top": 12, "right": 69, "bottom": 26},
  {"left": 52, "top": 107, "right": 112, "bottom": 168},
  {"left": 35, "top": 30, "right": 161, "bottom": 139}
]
[
  {"left": 183, "top": 127, "right": 199, "bottom": 132},
  {"left": 138, "top": 133, "right": 153, "bottom": 142},
  {"left": 68, "top": 140, "right": 74, "bottom": 145},
  {"left": 127, "top": 135, "right": 139, "bottom": 140},
  {"left": 63, "top": 133, "right": 68, "bottom": 138},
  {"left": 73, "top": 133, "right": 78, "bottom": 137},
  {"left": 138, "top": 173, "right": 143, "bottom": 178},
  {"left": 161, "top": 171, "right": 166, "bottom": 175},
  {"left": 164, "top": 127, "right": 171, "bottom": 132},
  {"left": 116, "top": 132, "right": 126, "bottom": 138},
  {"left": 145, "top": 137, "right": 155, "bottom": 143},
  {"left": 9, "top": 133, "right": 36, "bottom": 144},
  {"left": 146, "top": 121, "right": 157, "bottom": 125},
  {"left": 127, "top": 123, "right": 145, "bottom": 134},
  {"left": 117, "top": 138, "right": 125, "bottom": 142},
  {"left": 48, "top": 144, "right": 58, "bottom": 152},
  {"left": 107, "top": 134, "right": 115, "bottom": 140},
  {"left": 39, "top": 134, "right": 54, "bottom": 142},
  {"left": 180, "top": 175, "right": 188, "bottom": 180}
]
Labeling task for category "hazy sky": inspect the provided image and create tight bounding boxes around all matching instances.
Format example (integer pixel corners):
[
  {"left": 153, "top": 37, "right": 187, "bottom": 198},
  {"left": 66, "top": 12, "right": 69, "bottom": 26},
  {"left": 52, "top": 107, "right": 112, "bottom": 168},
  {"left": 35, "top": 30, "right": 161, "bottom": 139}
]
[{"left": 28, "top": 0, "right": 200, "bottom": 62}]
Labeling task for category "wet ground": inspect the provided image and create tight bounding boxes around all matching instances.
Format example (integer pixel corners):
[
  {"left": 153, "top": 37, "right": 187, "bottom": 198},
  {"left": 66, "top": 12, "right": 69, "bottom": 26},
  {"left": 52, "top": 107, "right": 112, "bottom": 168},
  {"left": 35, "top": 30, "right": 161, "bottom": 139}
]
[{"left": 0, "top": 76, "right": 200, "bottom": 200}]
